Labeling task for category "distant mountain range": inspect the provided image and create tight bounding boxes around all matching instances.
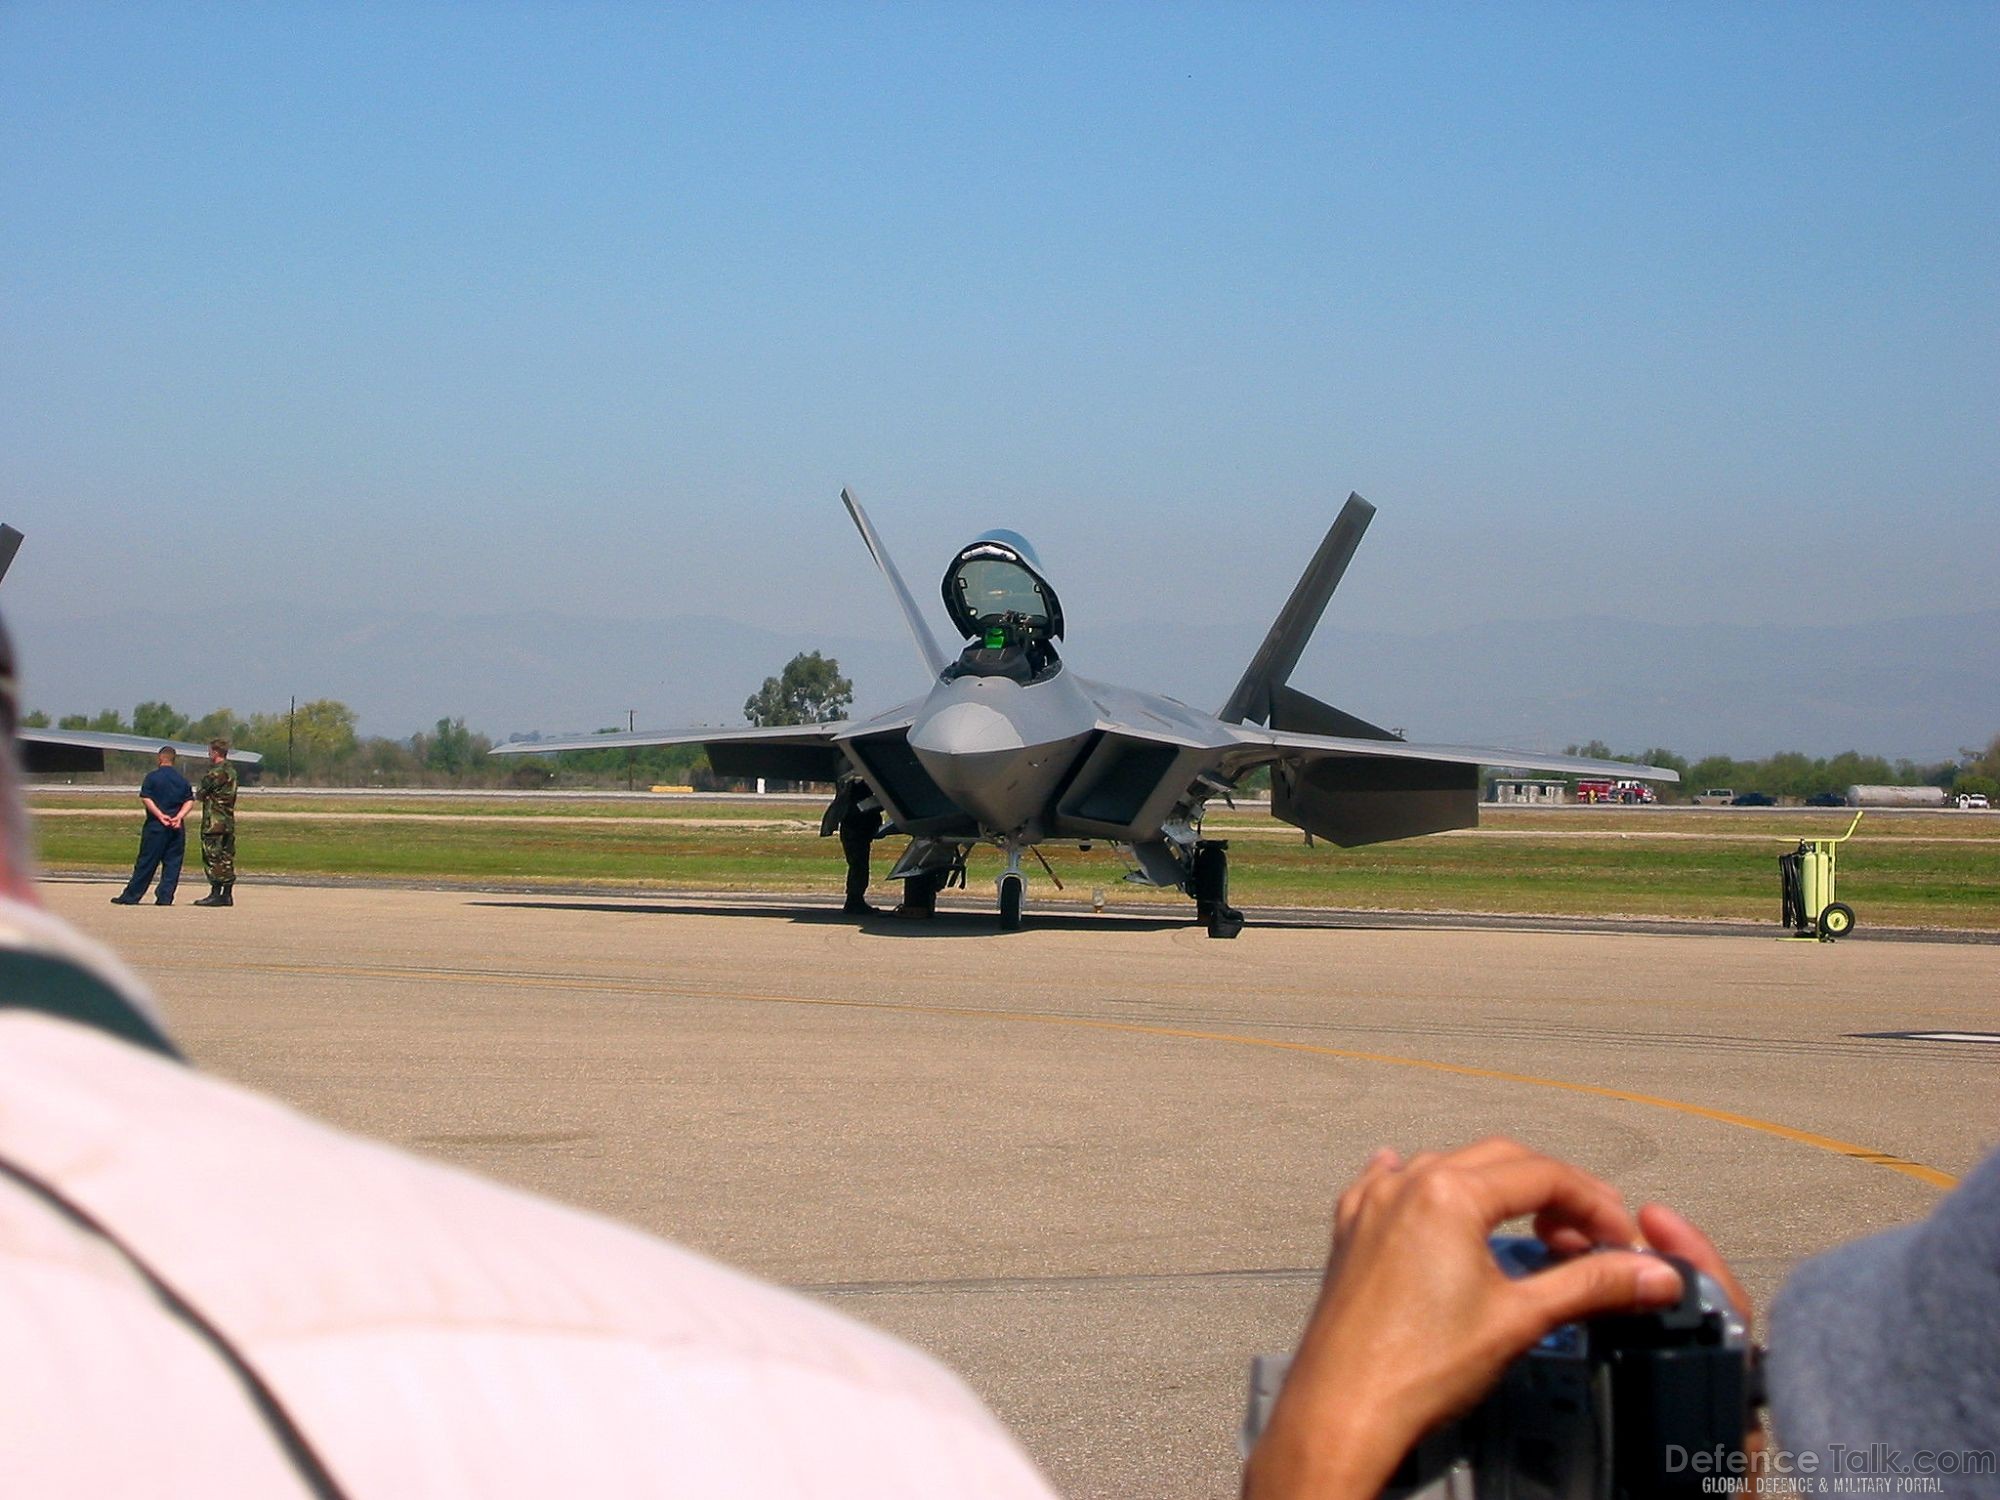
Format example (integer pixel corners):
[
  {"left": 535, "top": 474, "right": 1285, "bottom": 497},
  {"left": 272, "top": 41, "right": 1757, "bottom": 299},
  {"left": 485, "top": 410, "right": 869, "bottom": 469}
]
[{"left": 14, "top": 603, "right": 1994, "bottom": 764}]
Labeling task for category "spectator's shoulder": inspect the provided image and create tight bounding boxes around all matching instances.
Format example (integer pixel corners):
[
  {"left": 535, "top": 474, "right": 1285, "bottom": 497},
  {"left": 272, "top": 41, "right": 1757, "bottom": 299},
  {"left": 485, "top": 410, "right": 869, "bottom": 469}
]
[{"left": 0, "top": 1016, "right": 1057, "bottom": 1498}]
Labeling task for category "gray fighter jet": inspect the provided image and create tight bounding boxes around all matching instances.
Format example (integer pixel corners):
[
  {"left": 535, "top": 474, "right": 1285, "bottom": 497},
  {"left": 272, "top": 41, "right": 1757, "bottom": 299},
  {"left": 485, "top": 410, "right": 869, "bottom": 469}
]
[
  {"left": 494, "top": 492, "right": 1676, "bottom": 935},
  {"left": 0, "top": 525, "right": 265, "bottom": 779}
]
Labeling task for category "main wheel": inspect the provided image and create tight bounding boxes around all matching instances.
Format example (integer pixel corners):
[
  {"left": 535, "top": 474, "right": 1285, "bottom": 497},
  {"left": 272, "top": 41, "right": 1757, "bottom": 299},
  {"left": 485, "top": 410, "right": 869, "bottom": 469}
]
[
  {"left": 998, "top": 874, "right": 1024, "bottom": 931},
  {"left": 1816, "top": 902, "right": 1855, "bottom": 940}
]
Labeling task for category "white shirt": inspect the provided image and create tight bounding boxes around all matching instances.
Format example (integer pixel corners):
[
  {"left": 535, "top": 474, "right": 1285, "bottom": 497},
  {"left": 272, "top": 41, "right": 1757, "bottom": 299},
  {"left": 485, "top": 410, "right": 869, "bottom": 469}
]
[{"left": 0, "top": 898, "right": 1057, "bottom": 1499}]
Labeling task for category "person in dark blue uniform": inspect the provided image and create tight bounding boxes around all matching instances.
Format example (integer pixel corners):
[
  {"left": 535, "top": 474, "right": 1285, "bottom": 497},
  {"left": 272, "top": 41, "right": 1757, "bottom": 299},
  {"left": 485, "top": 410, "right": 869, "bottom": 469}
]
[{"left": 110, "top": 748, "right": 195, "bottom": 906}]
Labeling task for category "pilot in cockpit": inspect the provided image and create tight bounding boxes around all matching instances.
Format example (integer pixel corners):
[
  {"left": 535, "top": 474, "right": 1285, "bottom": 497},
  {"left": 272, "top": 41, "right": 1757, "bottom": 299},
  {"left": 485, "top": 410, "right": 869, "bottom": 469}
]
[{"left": 940, "top": 531, "right": 1064, "bottom": 684}]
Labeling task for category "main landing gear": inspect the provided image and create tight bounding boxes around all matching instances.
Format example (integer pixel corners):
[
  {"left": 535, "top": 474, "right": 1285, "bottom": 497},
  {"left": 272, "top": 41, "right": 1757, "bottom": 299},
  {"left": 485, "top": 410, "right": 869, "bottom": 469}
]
[{"left": 1192, "top": 839, "right": 1244, "bottom": 939}]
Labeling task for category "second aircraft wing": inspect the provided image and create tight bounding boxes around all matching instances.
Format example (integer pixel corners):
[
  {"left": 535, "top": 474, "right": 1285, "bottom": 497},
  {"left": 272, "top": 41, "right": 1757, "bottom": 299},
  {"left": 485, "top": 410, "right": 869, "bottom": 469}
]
[
  {"left": 18, "top": 728, "right": 264, "bottom": 777},
  {"left": 1224, "top": 724, "right": 1679, "bottom": 848}
]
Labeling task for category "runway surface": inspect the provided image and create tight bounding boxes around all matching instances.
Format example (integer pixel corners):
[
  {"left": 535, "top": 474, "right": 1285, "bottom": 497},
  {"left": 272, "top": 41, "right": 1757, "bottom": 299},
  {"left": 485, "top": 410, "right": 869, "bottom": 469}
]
[{"left": 50, "top": 880, "right": 2000, "bottom": 1498}]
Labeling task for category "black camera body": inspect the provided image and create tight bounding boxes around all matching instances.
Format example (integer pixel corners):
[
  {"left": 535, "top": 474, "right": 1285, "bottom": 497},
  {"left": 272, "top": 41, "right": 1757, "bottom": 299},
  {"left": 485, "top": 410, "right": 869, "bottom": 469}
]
[{"left": 1243, "top": 1237, "right": 1756, "bottom": 1499}]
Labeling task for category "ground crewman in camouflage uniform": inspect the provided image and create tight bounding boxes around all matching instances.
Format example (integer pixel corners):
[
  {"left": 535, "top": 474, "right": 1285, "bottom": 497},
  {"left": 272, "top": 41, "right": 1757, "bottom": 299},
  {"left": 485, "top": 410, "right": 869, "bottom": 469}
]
[{"left": 190, "top": 738, "right": 237, "bottom": 908}]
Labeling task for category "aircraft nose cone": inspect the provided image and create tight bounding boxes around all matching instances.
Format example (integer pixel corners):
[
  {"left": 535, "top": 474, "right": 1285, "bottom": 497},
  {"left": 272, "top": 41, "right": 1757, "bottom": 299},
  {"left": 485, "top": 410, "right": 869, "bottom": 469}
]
[{"left": 908, "top": 699, "right": 1026, "bottom": 758}]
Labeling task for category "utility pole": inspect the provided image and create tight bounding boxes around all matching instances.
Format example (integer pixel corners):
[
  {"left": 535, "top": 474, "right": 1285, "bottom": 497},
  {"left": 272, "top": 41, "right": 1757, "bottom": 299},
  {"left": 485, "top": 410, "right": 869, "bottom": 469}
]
[
  {"left": 287, "top": 696, "right": 296, "bottom": 785},
  {"left": 626, "top": 708, "right": 637, "bottom": 792}
]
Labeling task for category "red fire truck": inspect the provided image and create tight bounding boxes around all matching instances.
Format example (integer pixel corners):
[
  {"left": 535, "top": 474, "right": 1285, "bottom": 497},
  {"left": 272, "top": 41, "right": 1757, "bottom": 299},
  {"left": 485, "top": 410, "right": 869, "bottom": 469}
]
[{"left": 1574, "top": 778, "right": 1657, "bottom": 805}]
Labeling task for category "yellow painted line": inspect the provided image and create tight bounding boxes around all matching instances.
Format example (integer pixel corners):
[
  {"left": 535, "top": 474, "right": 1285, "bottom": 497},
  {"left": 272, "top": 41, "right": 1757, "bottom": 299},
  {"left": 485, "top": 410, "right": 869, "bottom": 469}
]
[{"left": 229, "top": 958, "right": 1961, "bottom": 1191}]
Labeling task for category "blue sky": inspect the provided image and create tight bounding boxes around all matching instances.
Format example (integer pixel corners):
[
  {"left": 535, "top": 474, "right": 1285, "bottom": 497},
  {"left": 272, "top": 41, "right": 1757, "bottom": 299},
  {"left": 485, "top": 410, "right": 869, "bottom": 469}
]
[{"left": 2, "top": 4, "right": 1994, "bottom": 741}]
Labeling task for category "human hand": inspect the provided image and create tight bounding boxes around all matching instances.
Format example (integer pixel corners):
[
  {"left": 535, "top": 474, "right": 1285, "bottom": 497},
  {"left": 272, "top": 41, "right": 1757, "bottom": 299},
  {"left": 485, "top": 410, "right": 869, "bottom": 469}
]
[
  {"left": 1634, "top": 1201, "right": 1752, "bottom": 1330},
  {"left": 1243, "top": 1139, "right": 1690, "bottom": 1500}
]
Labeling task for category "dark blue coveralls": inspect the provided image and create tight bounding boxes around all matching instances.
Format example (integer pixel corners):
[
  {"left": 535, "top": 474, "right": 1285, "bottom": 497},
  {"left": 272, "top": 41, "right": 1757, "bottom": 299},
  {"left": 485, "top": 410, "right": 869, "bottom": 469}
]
[{"left": 118, "top": 764, "right": 195, "bottom": 904}]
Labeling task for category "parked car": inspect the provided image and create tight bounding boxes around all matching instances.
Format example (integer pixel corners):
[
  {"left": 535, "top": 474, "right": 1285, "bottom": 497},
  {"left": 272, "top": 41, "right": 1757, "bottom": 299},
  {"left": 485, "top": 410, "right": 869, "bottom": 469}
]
[
  {"left": 1804, "top": 792, "right": 1847, "bottom": 807},
  {"left": 1959, "top": 793, "right": 1992, "bottom": 810},
  {"left": 1730, "top": 791, "right": 1776, "bottom": 807}
]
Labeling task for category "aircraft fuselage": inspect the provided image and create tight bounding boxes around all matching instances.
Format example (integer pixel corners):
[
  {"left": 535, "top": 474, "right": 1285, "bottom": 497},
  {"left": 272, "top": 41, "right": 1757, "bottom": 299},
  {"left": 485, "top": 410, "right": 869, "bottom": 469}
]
[{"left": 904, "top": 671, "right": 1098, "bottom": 841}]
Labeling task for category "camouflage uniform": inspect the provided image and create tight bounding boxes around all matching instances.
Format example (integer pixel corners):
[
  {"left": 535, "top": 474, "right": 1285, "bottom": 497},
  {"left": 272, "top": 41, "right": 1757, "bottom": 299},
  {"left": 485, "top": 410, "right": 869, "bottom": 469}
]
[{"left": 197, "top": 761, "right": 237, "bottom": 888}]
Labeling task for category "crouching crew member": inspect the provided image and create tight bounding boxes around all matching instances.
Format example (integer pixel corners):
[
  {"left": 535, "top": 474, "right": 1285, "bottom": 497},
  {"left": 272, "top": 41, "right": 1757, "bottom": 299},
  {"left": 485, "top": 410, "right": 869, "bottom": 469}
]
[
  {"left": 822, "top": 777, "right": 885, "bottom": 916},
  {"left": 191, "top": 739, "right": 237, "bottom": 908}
]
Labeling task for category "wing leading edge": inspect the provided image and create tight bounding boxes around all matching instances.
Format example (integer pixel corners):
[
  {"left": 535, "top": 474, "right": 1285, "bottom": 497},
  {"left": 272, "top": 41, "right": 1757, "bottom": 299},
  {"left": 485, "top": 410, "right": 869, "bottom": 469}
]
[
  {"left": 1231, "top": 727, "right": 1680, "bottom": 782},
  {"left": 491, "top": 713, "right": 920, "bottom": 786},
  {"left": 18, "top": 729, "right": 264, "bottom": 777}
]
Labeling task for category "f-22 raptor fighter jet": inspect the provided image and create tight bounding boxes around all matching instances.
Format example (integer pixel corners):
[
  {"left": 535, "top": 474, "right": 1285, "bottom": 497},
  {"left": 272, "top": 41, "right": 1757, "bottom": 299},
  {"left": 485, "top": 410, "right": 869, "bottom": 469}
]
[{"left": 494, "top": 492, "right": 1675, "bottom": 936}]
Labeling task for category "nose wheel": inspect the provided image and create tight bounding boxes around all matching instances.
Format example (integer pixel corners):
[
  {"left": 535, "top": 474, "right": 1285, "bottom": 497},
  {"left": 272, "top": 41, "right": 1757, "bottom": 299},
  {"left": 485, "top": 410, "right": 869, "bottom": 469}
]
[
  {"left": 992, "top": 848, "right": 1024, "bottom": 940},
  {"left": 997, "top": 845, "right": 1026, "bottom": 930},
  {"left": 999, "top": 873, "right": 1024, "bottom": 930},
  {"left": 988, "top": 848, "right": 1024, "bottom": 928}
]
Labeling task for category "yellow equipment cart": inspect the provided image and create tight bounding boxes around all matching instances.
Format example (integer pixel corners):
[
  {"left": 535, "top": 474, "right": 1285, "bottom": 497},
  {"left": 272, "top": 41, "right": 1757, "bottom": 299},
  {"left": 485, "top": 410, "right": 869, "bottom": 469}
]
[{"left": 1778, "top": 810, "right": 1863, "bottom": 940}]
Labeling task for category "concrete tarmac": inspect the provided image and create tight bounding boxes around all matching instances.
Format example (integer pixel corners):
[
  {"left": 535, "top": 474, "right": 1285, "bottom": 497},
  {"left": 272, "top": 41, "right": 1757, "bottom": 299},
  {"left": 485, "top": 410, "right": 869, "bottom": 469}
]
[{"left": 50, "top": 880, "right": 2000, "bottom": 1498}]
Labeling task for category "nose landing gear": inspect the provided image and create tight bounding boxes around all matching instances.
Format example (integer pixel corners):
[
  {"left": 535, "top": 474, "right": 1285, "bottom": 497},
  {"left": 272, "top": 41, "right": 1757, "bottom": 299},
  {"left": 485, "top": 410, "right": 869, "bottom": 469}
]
[{"left": 998, "top": 844, "right": 1026, "bottom": 931}]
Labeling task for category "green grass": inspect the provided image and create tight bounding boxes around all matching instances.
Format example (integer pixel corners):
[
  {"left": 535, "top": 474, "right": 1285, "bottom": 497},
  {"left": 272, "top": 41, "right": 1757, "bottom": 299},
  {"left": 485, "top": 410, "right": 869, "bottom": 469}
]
[{"left": 34, "top": 798, "right": 2000, "bottom": 928}]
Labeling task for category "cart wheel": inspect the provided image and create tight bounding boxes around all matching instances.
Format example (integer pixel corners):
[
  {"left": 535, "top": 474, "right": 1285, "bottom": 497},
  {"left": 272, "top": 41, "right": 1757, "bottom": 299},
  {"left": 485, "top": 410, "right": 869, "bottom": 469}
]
[{"left": 1817, "top": 902, "right": 1856, "bottom": 940}]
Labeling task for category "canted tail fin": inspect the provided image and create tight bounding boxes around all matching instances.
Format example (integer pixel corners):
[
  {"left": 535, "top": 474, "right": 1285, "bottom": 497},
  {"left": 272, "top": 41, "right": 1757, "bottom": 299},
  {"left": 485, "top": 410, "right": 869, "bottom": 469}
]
[
  {"left": 0, "top": 525, "right": 23, "bottom": 586},
  {"left": 1218, "top": 493, "right": 1373, "bottom": 724},
  {"left": 841, "top": 488, "right": 949, "bottom": 680}
]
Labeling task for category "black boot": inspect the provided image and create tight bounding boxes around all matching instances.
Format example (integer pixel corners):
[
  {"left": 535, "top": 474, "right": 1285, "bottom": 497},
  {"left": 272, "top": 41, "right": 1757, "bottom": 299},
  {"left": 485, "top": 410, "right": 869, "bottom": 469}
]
[
  {"left": 218, "top": 883, "right": 233, "bottom": 907},
  {"left": 193, "top": 882, "right": 226, "bottom": 908}
]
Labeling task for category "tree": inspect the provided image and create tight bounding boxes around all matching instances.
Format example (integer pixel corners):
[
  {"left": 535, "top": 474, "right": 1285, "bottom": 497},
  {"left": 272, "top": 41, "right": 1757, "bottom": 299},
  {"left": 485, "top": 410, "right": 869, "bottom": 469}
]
[
  {"left": 1638, "top": 748, "right": 1688, "bottom": 780},
  {"left": 1687, "top": 755, "right": 1744, "bottom": 793},
  {"left": 132, "top": 701, "right": 189, "bottom": 740},
  {"left": 188, "top": 708, "right": 245, "bottom": 745},
  {"left": 743, "top": 652, "right": 853, "bottom": 727},
  {"left": 423, "top": 716, "right": 488, "bottom": 781},
  {"left": 1959, "top": 734, "right": 2000, "bottom": 786},
  {"left": 238, "top": 699, "right": 358, "bottom": 781},
  {"left": 20, "top": 710, "right": 48, "bottom": 728}
]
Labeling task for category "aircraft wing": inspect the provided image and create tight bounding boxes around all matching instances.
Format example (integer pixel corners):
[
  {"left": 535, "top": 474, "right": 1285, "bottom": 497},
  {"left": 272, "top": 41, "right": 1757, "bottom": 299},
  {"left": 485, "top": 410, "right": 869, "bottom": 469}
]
[
  {"left": 1231, "top": 727, "right": 1679, "bottom": 782},
  {"left": 490, "top": 723, "right": 858, "bottom": 756},
  {"left": 18, "top": 728, "right": 264, "bottom": 776},
  {"left": 1225, "top": 725, "right": 1679, "bottom": 848},
  {"left": 491, "top": 716, "right": 920, "bottom": 785}
]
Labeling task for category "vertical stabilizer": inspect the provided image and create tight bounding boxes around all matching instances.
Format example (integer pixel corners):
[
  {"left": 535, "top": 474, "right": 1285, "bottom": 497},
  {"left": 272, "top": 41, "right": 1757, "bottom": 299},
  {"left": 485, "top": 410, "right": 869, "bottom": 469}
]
[
  {"left": 841, "top": 488, "right": 949, "bottom": 680},
  {"left": 1218, "top": 493, "right": 1374, "bottom": 724},
  {"left": 0, "top": 526, "right": 22, "bottom": 586}
]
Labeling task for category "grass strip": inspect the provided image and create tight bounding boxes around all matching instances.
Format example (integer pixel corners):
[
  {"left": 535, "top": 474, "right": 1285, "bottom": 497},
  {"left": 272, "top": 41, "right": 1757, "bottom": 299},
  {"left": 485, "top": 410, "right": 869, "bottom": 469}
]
[{"left": 35, "top": 799, "right": 1998, "bottom": 928}]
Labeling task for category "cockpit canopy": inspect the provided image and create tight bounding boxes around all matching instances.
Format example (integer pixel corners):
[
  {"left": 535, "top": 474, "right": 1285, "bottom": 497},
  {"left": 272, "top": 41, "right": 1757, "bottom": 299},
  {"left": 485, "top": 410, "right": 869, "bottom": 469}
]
[{"left": 941, "top": 530, "right": 1064, "bottom": 643}]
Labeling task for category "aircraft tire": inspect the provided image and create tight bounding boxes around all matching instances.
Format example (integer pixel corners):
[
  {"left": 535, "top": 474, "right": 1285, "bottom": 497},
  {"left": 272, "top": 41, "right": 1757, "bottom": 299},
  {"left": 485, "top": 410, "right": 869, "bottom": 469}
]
[{"left": 999, "top": 874, "right": 1024, "bottom": 931}]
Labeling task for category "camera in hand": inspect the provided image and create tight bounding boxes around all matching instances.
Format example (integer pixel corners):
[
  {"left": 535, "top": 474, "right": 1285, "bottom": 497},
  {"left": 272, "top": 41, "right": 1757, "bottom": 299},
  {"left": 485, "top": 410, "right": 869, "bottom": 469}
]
[{"left": 1242, "top": 1236, "right": 1759, "bottom": 1499}]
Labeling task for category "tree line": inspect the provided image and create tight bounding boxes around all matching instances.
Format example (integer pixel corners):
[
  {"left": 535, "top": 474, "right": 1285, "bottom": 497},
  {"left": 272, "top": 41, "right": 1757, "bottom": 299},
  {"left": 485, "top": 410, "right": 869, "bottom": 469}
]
[
  {"left": 1558, "top": 739, "right": 2000, "bottom": 804},
  {"left": 21, "top": 651, "right": 857, "bottom": 790},
  {"left": 20, "top": 651, "right": 1998, "bottom": 801}
]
